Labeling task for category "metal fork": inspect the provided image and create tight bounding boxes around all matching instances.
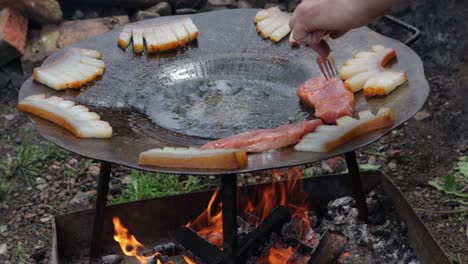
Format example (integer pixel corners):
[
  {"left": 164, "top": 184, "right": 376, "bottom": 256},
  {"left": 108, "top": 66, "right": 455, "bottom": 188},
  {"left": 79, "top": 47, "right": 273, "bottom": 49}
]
[{"left": 317, "top": 52, "right": 339, "bottom": 80}]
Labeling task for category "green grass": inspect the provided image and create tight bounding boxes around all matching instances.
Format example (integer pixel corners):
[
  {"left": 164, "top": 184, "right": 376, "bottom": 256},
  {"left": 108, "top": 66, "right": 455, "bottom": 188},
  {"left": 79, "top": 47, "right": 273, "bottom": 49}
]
[
  {"left": 111, "top": 170, "right": 216, "bottom": 205},
  {"left": 429, "top": 156, "right": 468, "bottom": 205}
]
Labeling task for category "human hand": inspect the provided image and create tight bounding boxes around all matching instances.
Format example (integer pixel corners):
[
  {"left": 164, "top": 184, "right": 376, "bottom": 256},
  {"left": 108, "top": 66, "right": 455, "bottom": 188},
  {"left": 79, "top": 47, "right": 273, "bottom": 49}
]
[{"left": 289, "top": 0, "right": 399, "bottom": 57}]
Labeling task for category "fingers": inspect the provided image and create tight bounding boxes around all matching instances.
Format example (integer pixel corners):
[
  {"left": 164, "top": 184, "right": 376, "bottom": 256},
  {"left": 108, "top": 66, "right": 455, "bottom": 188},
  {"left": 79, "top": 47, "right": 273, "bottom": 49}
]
[
  {"left": 330, "top": 30, "right": 348, "bottom": 39},
  {"left": 308, "top": 39, "right": 331, "bottom": 59}
]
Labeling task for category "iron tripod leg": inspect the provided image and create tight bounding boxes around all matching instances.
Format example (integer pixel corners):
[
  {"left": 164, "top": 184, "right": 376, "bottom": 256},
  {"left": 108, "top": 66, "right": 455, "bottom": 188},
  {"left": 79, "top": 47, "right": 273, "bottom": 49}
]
[
  {"left": 90, "top": 161, "right": 112, "bottom": 258},
  {"left": 221, "top": 174, "right": 238, "bottom": 264},
  {"left": 344, "top": 151, "right": 368, "bottom": 221}
]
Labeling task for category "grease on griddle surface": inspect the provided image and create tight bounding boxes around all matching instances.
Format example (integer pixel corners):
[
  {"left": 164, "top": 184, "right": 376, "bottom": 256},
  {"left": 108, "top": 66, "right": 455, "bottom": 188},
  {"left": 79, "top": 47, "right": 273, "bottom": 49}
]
[{"left": 147, "top": 79, "right": 311, "bottom": 139}]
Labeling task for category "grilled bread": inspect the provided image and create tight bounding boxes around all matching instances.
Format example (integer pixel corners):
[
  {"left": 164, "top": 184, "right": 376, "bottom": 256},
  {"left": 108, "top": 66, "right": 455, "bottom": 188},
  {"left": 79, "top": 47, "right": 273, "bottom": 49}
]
[
  {"left": 339, "top": 45, "right": 407, "bottom": 97},
  {"left": 254, "top": 7, "right": 292, "bottom": 43},
  {"left": 139, "top": 147, "right": 248, "bottom": 170},
  {"left": 295, "top": 107, "right": 394, "bottom": 152},
  {"left": 118, "top": 17, "right": 199, "bottom": 53},
  {"left": 33, "top": 48, "right": 106, "bottom": 90},
  {"left": 17, "top": 94, "right": 112, "bottom": 139}
]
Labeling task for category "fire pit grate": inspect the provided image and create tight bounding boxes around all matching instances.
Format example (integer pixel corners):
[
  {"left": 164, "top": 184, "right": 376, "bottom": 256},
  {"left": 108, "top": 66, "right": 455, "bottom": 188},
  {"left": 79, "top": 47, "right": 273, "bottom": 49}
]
[{"left": 52, "top": 171, "right": 451, "bottom": 264}]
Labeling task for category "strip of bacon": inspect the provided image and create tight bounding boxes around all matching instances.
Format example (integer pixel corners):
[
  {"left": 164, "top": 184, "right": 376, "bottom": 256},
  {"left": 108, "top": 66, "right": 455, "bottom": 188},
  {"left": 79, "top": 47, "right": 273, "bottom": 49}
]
[
  {"left": 201, "top": 119, "right": 323, "bottom": 153},
  {"left": 297, "top": 77, "right": 355, "bottom": 124}
]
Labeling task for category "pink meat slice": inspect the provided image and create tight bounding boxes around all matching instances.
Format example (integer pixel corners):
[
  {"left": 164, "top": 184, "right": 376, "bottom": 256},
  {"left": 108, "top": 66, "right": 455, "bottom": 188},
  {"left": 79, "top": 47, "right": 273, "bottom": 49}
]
[
  {"left": 297, "top": 77, "right": 355, "bottom": 124},
  {"left": 201, "top": 119, "right": 323, "bottom": 152}
]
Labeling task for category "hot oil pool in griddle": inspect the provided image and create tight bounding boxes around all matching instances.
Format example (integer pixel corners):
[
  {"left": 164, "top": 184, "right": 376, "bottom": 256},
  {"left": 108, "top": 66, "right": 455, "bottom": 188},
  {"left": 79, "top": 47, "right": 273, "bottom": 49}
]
[{"left": 147, "top": 78, "right": 311, "bottom": 139}]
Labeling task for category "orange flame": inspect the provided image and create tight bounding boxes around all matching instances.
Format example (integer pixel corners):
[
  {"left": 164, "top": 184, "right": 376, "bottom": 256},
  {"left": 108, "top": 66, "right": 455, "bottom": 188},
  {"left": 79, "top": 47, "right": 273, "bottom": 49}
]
[
  {"left": 113, "top": 217, "right": 159, "bottom": 264},
  {"left": 186, "top": 167, "right": 317, "bottom": 258},
  {"left": 182, "top": 255, "right": 197, "bottom": 264},
  {"left": 258, "top": 246, "right": 295, "bottom": 264}
]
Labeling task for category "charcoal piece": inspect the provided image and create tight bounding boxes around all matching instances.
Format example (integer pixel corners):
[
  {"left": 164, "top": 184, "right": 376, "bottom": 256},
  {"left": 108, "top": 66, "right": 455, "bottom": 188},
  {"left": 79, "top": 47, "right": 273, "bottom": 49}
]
[
  {"left": 238, "top": 206, "right": 291, "bottom": 262},
  {"left": 175, "top": 227, "right": 223, "bottom": 264},
  {"left": 153, "top": 242, "right": 183, "bottom": 256},
  {"left": 308, "top": 230, "right": 349, "bottom": 264}
]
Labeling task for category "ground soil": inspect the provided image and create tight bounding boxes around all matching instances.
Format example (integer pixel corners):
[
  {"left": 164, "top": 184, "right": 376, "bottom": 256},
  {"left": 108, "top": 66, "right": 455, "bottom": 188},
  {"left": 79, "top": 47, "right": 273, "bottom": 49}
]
[{"left": 0, "top": 0, "right": 467, "bottom": 263}]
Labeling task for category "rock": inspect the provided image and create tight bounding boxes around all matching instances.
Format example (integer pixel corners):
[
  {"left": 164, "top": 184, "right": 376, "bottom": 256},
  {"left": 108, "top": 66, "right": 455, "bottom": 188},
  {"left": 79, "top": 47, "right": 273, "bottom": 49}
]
[
  {"left": 175, "top": 8, "right": 197, "bottom": 15},
  {"left": 122, "top": 175, "right": 132, "bottom": 184},
  {"left": 71, "top": 9, "right": 85, "bottom": 20},
  {"left": 207, "top": 0, "right": 236, "bottom": 7},
  {"left": 35, "top": 177, "right": 46, "bottom": 185},
  {"left": 21, "top": 25, "right": 60, "bottom": 74},
  {"left": 133, "top": 11, "right": 160, "bottom": 21},
  {"left": 146, "top": 2, "right": 172, "bottom": 16},
  {"left": 0, "top": 8, "right": 28, "bottom": 66},
  {"left": 3, "top": 114, "right": 15, "bottom": 121},
  {"left": 0, "top": 243, "right": 7, "bottom": 255},
  {"left": 387, "top": 161, "right": 397, "bottom": 170},
  {"left": 1, "top": 0, "right": 63, "bottom": 24},
  {"left": 102, "top": 254, "right": 121, "bottom": 264},
  {"left": 40, "top": 216, "right": 51, "bottom": 223},
  {"left": 68, "top": 191, "right": 92, "bottom": 212},
  {"left": 57, "top": 16, "right": 129, "bottom": 48},
  {"left": 24, "top": 213, "right": 36, "bottom": 219},
  {"left": 35, "top": 183, "right": 48, "bottom": 190},
  {"left": 31, "top": 248, "right": 46, "bottom": 261},
  {"left": 413, "top": 110, "right": 432, "bottom": 121},
  {"left": 86, "top": 165, "right": 100, "bottom": 177},
  {"left": 67, "top": 158, "right": 78, "bottom": 166},
  {"left": 45, "top": 175, "right": 53, "bottom": 180},
  {"left": 173, "top": 0, "right": 206, "bottom": 9},
  {"left": 237, "top": 0, "right": 253, "bottom": 8}
]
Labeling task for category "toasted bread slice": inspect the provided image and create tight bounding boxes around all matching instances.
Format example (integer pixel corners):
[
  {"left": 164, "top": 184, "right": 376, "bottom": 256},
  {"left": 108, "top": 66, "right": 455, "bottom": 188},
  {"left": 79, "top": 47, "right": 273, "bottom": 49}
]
[
  {"left": 339, "top": 45, "right": 407, "bottom": 96},
  {"left": 17, "top": 94, "right": 112, "bottom": 138},
  {"left": 139, "top": 147, "right": 248, "bottom": 170},
  {"left": 254, "top": 7, "right": 291, "bottom": 43},
  {"left": 33, "top": 48, "right": 106, "bottom": 90},
  {"left": 295, "top": 108, "right": 394, "bottom": 152}
]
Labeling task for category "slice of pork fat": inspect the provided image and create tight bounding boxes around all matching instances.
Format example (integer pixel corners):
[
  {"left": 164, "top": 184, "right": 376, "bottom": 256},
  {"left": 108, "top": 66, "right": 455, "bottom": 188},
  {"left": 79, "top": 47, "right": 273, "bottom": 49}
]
[
  {"left": 17, "top": 94, "right": 112, "bottom": 138},
  {"left": 139, "top": 147, "right": 248, "bottom": 169},
  {"left": 339, "top": 45, "right": 408, "bottom": 97},
  {"left": 33, "top": 48, "right": 106, "bottom": 90},
  {"left": 117, "top": 17, "right": 199, "bottom": 54},
  {"left": 254, "top": 7, "right": 292, "bottom": 43},
  {"left": 295, "top": 107, "right": 394, "bottom": 152}
]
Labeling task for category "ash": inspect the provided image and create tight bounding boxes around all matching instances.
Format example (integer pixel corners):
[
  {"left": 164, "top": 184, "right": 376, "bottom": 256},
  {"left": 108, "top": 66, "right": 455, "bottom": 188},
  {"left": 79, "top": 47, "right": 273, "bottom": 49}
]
[{"left": 316, "top": 190, "right": 420, "bottom": 264}]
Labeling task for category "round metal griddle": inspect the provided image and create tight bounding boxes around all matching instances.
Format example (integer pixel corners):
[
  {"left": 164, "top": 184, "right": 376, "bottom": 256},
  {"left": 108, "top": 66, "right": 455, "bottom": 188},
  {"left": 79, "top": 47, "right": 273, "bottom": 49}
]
[{"left": 18, "top": 9, "right": 429, "bottom": 175}]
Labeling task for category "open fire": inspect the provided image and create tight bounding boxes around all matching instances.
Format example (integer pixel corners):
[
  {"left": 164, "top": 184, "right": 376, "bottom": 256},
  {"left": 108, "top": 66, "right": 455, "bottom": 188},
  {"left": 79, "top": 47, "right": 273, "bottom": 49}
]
[{"left": 112, "top": 167, "right": 324, "bottom": 263}]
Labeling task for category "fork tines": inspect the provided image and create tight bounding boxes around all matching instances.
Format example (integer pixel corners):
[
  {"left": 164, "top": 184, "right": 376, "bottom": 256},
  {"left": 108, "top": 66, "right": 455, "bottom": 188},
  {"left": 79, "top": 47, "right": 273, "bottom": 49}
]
[{"left": 317, "top": 53, "right": 339, "bottom": 80}]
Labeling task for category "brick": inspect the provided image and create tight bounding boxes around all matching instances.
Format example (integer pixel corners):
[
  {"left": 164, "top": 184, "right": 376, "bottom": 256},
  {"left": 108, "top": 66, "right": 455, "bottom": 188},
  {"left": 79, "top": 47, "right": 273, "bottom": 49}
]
[
  {"left": 57, "top": 16, "right": 129, "bottom": 48},
  {"left": 0, "top": 7, "right": 28, "bottom": 66}
]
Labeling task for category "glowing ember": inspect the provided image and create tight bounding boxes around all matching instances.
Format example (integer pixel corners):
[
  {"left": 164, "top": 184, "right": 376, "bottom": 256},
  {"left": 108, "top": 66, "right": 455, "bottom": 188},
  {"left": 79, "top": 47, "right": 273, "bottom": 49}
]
[
  {"left": 258, "top": 246, "right": 295, "bottom": 264},
  {"left": 338, "top": 251, "right": 351, "bottom": 263},
  {"left": 113, "top": 217, "right": 159, "bottom": 264}
]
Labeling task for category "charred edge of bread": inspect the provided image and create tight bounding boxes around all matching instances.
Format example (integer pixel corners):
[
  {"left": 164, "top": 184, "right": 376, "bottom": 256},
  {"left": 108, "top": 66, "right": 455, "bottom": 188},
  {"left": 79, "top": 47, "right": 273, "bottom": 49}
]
[{"left": 138, "top": 149, "right": 248, "bottom": 170}]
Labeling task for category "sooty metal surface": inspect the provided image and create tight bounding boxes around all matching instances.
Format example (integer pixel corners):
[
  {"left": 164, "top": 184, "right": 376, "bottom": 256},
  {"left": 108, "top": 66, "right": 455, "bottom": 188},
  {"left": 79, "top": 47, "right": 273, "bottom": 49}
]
[{"left": 18, "top": 9, "right": 429, "bottom": 174}]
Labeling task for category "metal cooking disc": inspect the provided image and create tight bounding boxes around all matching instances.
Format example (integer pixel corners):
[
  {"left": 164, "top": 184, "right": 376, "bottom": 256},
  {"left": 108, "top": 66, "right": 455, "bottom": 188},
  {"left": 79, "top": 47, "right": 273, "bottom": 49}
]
[{"left": 18, "top": 9, "right": 429, "bottom": 175}]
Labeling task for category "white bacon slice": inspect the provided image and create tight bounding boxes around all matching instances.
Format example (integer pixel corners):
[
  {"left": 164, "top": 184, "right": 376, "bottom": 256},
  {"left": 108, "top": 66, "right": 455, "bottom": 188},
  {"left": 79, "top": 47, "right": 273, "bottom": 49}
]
[
  {"left": 17, "top": 94, "right": 112, "bottom": 139},
  {"left": 118, "top": 25, "right": 132, "bottom": 49},
  {"left": 118, "top": 17, "right": 199, "bottom": 54},
  {"left": 33, "top": 48, "right": 106, "bottom": 90},
  {"left": 254, "top": 7, "right": 292, "bottom": 43},
  {"left": 339, "top": 45, "right": 408, "bottom": 97},
  {"left": 295, "top": 107, "right": 394, "bottom": 152},
  {"left": 139, "top": 147, "right": 248, "bottom": 170}
]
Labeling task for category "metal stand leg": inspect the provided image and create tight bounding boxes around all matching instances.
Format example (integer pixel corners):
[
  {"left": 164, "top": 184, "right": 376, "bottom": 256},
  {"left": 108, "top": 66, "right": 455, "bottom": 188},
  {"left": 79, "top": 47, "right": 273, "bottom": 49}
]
[
  {"left": 221, "top": 174, "right": 238, "bottom": 264},
  {"left": 90, "top": 161, "right": 112, "bottom": 258},
  {"left": 344, "top": 152, "right": 368, "bottom": 221}
]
